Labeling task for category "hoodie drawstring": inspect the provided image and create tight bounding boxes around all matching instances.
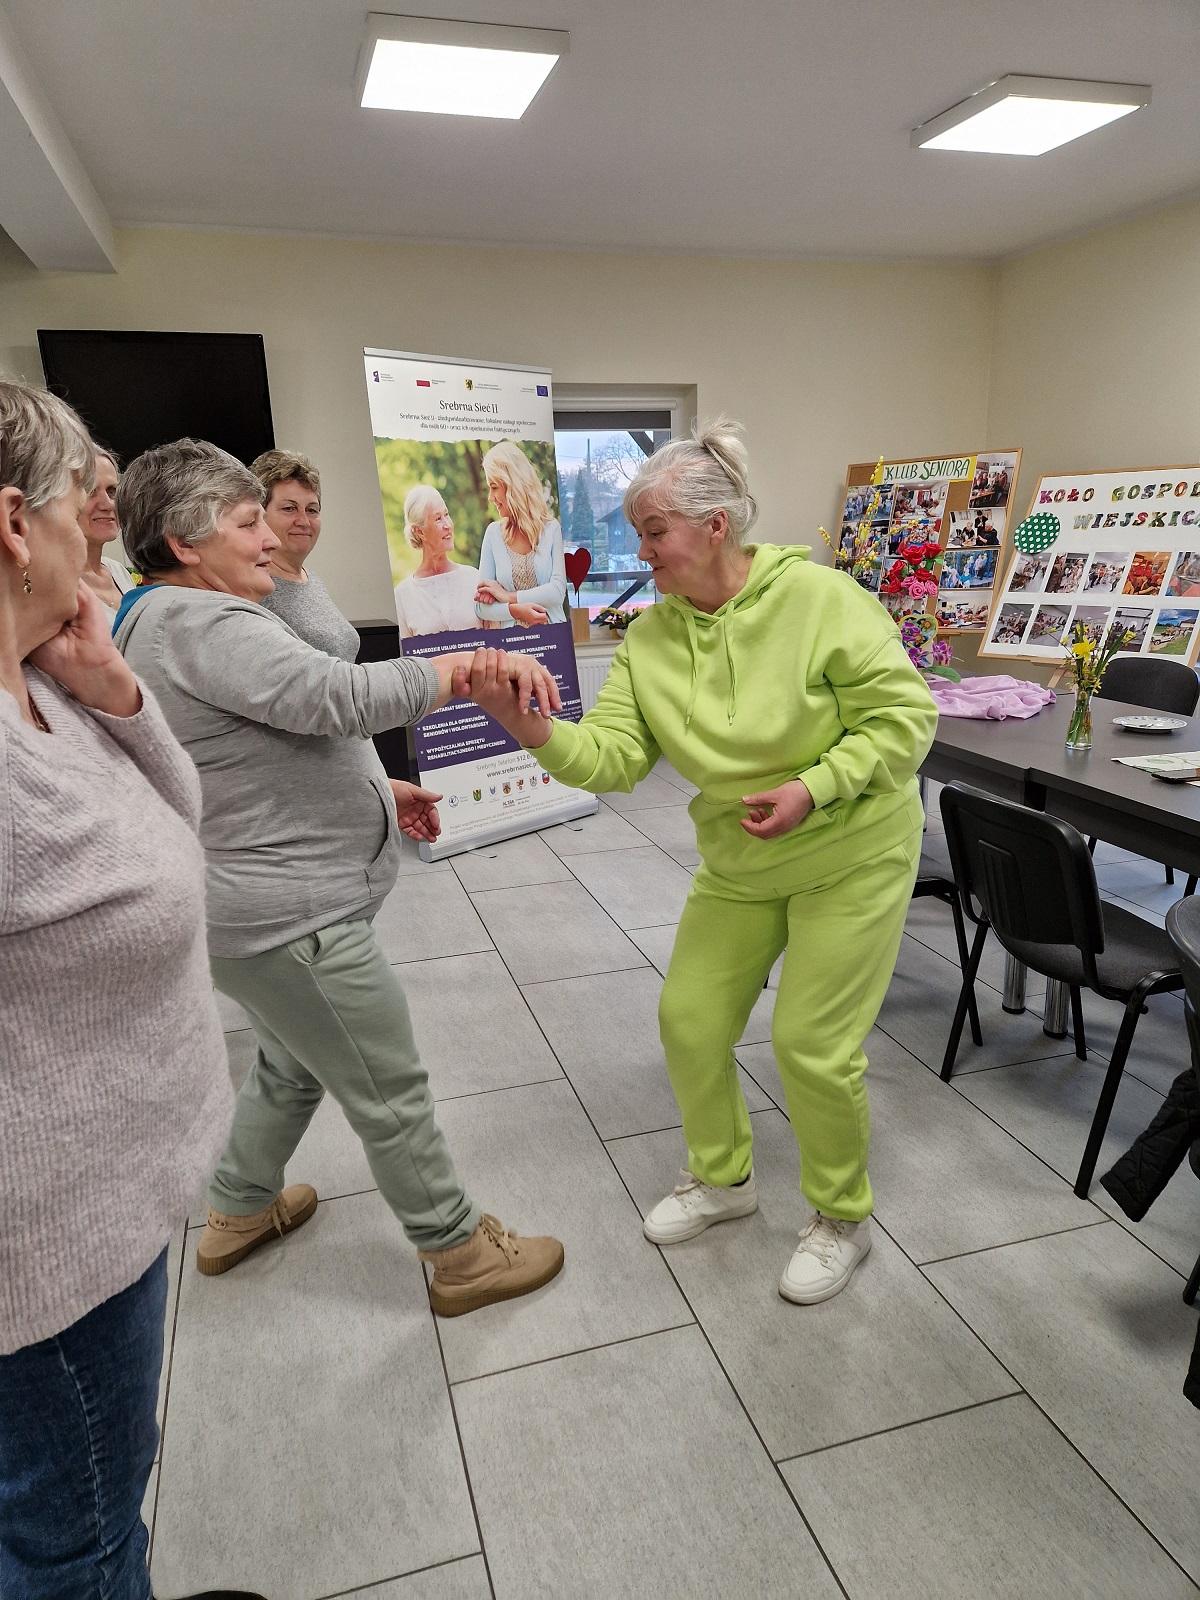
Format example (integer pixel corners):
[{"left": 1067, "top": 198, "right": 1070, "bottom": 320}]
[
  {"left": 681, "top": 609, "right": 738, "bottom": 727},
  {"left": 683, "top": 610, "right": 701, "bottom": 729},
  {"left": 723, "top": 621, "right": 738, "bottom": 724}
]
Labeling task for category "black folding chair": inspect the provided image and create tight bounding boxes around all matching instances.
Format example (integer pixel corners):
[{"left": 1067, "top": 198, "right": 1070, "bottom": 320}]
[
  {"left": 913, "top": 860, "right": 982, "bottom": 1046},
  {"left": 1164, "top": 896, "right": 1200, "bottom": 1306},
  {"left": 1094, "top": 657, "right": 1200, "bottom": 889},
  {"left": 940, "top": 782, "right": 1184, "bottom": 1196}
]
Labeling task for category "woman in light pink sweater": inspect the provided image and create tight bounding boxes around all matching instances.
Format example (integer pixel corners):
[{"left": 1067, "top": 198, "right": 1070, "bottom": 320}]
[{"left": 0, "top": 381, "right": 262, "bottom": 1600}]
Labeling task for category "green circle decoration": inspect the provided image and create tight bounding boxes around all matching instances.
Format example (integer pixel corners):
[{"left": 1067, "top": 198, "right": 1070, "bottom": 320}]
[{"left": 1013, "top": 511, "right": 1060, "bottom": 554}]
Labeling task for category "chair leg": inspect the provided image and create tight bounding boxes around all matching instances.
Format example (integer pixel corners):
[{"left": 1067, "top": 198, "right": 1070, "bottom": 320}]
[
  {"left": 1185, "top": 1248, "right": 1200, "bottom": 1308},
  {"left": 1069, "top": 985, "right": 1087, "bottom": 1062},
  {"left": 1075, "top": 992, "right": 1143, "bottom": 1198},
  {"left": 1086, "top": 836, "right": 1097, "bottom": 856},
  {"left": 941, "top": 921, "right": 989, "bottom": 1082},
  {"left": 948, "top": 893, "right": 983, "bottom": 1046},
  {"left": 1165, "top": 865, "right": 1175, "bottom": 886},
  {"left": 1186, "top": 875, "right": 1198, "bottom": 898}
]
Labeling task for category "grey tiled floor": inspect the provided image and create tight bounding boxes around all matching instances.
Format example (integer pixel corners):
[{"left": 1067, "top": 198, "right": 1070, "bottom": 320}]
[{"left": 151, "top": 771, "right": 1200, "bottom": 1599}]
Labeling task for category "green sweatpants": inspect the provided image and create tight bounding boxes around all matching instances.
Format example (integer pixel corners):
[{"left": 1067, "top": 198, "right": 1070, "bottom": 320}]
[
  {"left": 209, "top": 918, "right": 479, "bottom": 1252},
  {"left": 658, "top": 837, "right": 920, "bottom": 1222}
]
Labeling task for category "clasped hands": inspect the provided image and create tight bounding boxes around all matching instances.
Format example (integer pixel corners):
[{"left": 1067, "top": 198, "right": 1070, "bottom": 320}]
[
  {"left": 474, "top": 580, "right": 549, "bottom": 629},
  {"left": 453, "top": 647, "right": 561, "bottom": 731}
]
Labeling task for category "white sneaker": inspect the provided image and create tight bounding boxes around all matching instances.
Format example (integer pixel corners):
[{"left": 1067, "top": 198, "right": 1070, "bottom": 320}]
[
  {"left": 642, "top": 1168, "right": 758, "bottom": 1244},
  {"left": 779, "top": 1212, "right": 871, "bottom": 1304}
]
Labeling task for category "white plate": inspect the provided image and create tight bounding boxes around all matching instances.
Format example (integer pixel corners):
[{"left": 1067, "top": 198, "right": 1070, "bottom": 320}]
[{"left": 1112, "top": 715, "right": 1189, "bottom": 732}]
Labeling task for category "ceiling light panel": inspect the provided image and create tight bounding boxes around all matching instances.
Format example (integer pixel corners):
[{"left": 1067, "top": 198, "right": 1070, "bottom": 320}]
[
  {"left": 912, "top": 75, "right": 1150, "bottom": 156},
  {"left": 358, "top": 14, "right": 569, "bottom": 120}
]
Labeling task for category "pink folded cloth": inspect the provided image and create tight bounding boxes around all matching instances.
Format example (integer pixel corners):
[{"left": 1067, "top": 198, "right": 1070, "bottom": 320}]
[{"left": 928, "top": 675, "right": 1056, "bottom": 720}]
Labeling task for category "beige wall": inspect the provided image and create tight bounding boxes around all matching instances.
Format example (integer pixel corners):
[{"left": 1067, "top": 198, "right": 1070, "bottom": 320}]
[
  {"left": 9, "top": 203, "right": 1189, "bottom": 650},
  {"left": 971, "top": 194, "right": 1200, "bottom": 681},
  {"left": 988, "top": 194, "right": 1200, "bottom": 500},
  {"left": 0, "top": 225, "right": 995, "bottom": 620}
]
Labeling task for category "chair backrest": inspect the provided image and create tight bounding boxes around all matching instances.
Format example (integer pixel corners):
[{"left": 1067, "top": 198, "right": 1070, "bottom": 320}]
[
  {"left": 1167, "top": 900, "right": 1200, "bottom": 1140},
  {"left": 940, "top": 782, "right": 1106, "bottom": 979},
  {"left": 1166, "top": 896, "right": 1200, "bottom": 1016},
  {"left": 1095, "top": 655, "right": 1200, "bottom": 716}
]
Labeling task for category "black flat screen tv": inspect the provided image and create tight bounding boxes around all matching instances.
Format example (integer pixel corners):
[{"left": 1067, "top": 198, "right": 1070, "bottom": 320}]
[{"left": 37, "top": 329, "right": 275, "bottom": 466}]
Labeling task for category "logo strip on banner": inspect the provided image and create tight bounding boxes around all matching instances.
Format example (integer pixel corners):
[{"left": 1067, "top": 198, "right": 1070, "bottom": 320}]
[{"left": 362, "top": 347, "right": 598, "bottom": 859}]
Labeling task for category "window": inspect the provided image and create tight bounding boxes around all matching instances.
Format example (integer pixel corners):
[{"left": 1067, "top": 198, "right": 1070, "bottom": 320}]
[{"left": 553, "top": 407, "right": 674, "bottom": 615}]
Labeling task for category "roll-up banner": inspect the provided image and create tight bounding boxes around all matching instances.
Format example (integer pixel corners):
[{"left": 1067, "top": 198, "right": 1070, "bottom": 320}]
[{"left": 363, "top": 348, "right": 597, "bottom": 860}]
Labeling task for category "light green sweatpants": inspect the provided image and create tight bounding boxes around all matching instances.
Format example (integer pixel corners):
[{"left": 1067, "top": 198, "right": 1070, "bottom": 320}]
[
  {"left": 658, "top": 836, "right": 920, "bottom": 1222},
  {"left": 209, "top": 918, "right": 479, "bottom": 1252}
]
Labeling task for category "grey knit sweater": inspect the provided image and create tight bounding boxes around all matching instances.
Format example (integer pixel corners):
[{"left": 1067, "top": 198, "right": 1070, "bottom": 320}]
[
  {"left": 259, "top": 570, "right": 359, "bottom": 662},
  {"left": 114, "top": 587, "right": 439, "bottom": 958},
  {"left": 0, "top": 668, "right": 233, "bottom": 1354}
]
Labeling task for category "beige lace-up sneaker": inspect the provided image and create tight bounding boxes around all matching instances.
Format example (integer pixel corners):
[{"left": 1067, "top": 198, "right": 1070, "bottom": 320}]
[
  {"left": 195, "top": 1184, "right": 318, "bottom": 1276},
  {"left": 420, "top": 1214, "right": 564, "bottom": 1317}
]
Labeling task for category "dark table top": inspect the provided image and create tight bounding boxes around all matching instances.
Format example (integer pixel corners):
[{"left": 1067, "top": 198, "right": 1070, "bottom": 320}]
[{"left": 926, "top": 691, "right": 1200, "bottom": 865}]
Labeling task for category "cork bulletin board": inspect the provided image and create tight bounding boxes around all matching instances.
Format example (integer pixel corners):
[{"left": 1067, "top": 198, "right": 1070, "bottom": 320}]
[
  {"left": 978, "top": 465, "right": 1200, "bottom": 667},
  {"left": 837, "top": 449, "right": 1022, "bottom": 635}
]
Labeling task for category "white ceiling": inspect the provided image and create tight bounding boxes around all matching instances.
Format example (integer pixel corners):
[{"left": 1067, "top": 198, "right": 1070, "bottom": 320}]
[{"left": 4, "top": 0, "right": 1200, "bottom": 264}]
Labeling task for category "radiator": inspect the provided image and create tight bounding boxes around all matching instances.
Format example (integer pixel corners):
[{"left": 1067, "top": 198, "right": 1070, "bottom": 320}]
[{"left": 576, "top": 654, "right": 614, "bottom": 713}]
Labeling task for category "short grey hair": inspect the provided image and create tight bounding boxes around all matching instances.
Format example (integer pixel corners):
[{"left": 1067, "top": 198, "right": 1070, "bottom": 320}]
[
  {"left": 403, "top": 483, "right": 446, "bottom": 550},
  {"left": 0, "top": 378, "right": 95, "bottom": 509},
  {"left": 118, "top": 439, "right": 264, "bottom": 578},
  {"left": 623, "top": 416, "right": 758, "bottom": 545}
]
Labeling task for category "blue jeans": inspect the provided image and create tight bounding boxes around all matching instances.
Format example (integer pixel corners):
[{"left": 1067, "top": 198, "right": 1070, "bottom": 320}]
[{"left": 0, "top": 1250, "right": 166, "bottom": 1600}]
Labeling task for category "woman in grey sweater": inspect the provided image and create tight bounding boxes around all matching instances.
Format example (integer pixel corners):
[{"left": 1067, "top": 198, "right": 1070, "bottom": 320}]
[
  {"left": 0, "top": 383, "right": 260, "bottom": 1598},
  {"left": 114, "top": 440, "right": 564, "bottom": 1317},
  {"left": 250, "top": 447, "right": 360, "bottom": 660}
]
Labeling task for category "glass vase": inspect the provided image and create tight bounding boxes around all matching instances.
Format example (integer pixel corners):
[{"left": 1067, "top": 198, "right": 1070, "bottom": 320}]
[{"left": 1065, "top": 687, "right": 1093, "bottom": 751}]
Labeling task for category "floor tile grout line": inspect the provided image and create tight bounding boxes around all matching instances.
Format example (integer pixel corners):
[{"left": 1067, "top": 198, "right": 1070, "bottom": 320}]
[
  {"left": 932, "top": 1070, "right": 1199, "bottom": 1263},
  {"left": 454, "top": 841, "right": 1190, "bottom": 1579},
  {"left": 935, "top": 1075, "right": 1189, "bottom": 1282},
  {"left": 873, "top": 1011, "right": 1091, "bottom": 1085},
  {"left": 1099, "top": 1210, "right": 1192, "bottom": 1282},
  {"left": 426, "top": 1297, "right": 499, "bottom": 1600},
  {"left": 449, "top": 1321, "right": 699, "bottom": 1391},
  {"left": 517, "top": 960, "right": 653, "bottom": 990},
  {"left": 548, "top": 838, "right": 689, "bottom": 948},
  {"left": 870, "top": 1212, "right": 1200, "bottom": 1588},
  {"left": 340, "top": 829, "right": 1192, "bottom": 1586},
  {"left": 473, "top": 919, "right": 852, "bottom": 1600},
  {"left": 774, "top": 1391, "right": 1025, "bottom": 1466},
  {"left": 312, "top": 1549, "right": 484, "bottom": 1600},
  {"left": 913, "top": 1217, "right": 1113, "bottom": 1269},
  {"left": 603, "top": 1121, "right": 690, "bottom": 1144},
  {"left": 207, "top": 820, "right": 1191, "bottom": 1592},
  {"left": 798, "top": 1012, "right": 1183, "bottom": 1279},
  {"left": 900, "top": 924, "right": 1018, "bottom": 1003},
  {"left": 896, "top": 923, "right": 1184, "bottom": 1097}
]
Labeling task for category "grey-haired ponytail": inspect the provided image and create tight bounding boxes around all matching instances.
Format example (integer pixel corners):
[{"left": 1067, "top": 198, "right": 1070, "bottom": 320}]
[{"left": 623, "top": 416, "right": 758, "bottom": 544}]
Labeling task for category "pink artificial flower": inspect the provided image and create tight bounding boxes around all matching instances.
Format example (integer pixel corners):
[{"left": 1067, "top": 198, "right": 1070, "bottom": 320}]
[{"left": 901, "top": 574, "right": 938, "bottom": 598}]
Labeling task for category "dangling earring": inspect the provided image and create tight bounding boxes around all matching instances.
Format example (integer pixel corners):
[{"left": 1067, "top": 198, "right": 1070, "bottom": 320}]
[{"left": 22, "top": 569, "right": 32, "bottom": 595}]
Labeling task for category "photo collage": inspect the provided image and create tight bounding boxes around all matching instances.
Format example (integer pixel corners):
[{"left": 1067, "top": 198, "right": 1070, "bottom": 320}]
[
  {"left": 985, "top": 546, "right": 1200, "bottom": 661},
  {"left": 837, "top": 450, "right": 1021, "bottom": 635}
]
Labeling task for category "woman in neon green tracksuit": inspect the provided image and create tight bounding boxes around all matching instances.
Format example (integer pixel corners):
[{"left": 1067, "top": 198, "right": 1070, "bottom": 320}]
[{"left": 469, "top": 421, "right": 937, "bottom": 1304}]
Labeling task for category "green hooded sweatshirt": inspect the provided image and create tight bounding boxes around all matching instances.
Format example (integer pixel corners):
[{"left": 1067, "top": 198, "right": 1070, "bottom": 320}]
[{"left": 536, "top": 544, "right": 937, "bottom": 897}]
